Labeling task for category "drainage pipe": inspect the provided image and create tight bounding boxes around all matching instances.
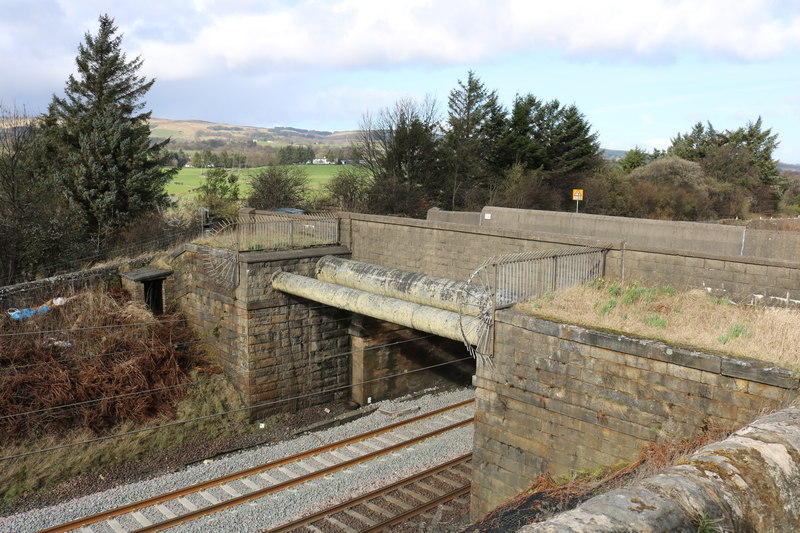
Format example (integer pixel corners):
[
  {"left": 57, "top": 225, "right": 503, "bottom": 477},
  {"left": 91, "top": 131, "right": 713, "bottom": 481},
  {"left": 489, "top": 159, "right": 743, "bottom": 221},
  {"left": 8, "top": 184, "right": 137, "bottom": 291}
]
[
  {"left": 271, "top": 271, "right": 481, "bottom": 345},
  {"left": 315, "top": 256, "right": 474, "bottom": 314}
]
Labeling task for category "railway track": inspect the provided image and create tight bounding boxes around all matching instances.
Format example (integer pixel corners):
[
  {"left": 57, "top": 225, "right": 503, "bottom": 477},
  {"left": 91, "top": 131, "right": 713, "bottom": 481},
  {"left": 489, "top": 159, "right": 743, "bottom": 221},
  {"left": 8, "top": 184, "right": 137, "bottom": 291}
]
[
  {"left": 265, "top": 453, "right": 472, "bottom": 533},
  {"left": 39, "top": 399, "right": 474, "bottom": 533}
]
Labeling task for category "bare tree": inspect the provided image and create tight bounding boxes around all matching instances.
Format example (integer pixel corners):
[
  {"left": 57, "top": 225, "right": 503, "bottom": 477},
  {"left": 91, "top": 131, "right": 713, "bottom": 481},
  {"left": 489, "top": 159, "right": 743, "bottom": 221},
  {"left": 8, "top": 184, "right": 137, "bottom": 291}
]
[{"left": 353, "top": 96, "right": 441, "bottom": 216}]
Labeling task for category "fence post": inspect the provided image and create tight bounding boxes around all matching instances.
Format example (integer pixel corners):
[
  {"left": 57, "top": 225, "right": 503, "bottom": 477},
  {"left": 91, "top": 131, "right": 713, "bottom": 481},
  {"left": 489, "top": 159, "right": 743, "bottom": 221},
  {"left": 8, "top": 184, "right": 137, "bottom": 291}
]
[{"left": 552, "top": 256, "right": 558, "bottom": 292}]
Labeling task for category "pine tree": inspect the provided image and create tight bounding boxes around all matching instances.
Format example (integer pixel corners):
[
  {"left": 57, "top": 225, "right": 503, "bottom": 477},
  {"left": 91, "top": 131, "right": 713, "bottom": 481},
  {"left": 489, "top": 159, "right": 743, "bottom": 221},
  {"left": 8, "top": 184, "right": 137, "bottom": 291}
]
[
  {"left": 442, "top": 71, "right": 500, "bottom": 209},
  {"left": 42, "top": 14, "right": 173, "bottom": 245},
  {"left": 499, "top": 95, "right": 602, "bottom": 207}
]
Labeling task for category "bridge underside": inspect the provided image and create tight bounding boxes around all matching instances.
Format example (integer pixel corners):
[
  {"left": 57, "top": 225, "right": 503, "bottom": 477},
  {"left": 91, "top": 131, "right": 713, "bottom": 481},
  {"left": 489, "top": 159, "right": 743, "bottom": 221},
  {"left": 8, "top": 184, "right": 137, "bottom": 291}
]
[
  {"left": 271, "top": 256, "right": 483, "bottom": 348},
  {"left": 271, "top": 256, "right": 481, "bottom": 406}
]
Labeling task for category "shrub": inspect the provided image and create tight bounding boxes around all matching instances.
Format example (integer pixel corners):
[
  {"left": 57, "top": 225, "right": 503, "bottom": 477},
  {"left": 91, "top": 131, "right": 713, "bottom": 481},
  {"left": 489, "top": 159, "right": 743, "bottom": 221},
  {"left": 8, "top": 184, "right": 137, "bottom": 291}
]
[
  {"left": 326, "top": 167, "right": 371, "bottom": 211},
  {"left": 196, "top": 168, "right": 240, "bottom": 218},
  {"left": 247, "top": 166, "right": 308, "bottom": 210}
]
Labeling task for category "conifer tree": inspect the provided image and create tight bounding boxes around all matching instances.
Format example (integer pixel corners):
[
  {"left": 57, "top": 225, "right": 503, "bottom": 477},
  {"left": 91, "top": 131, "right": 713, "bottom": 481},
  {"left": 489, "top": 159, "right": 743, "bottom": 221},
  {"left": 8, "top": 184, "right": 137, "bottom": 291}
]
[
  {"left": 42, "top": 14, "right": 173, "bottom": 245},
  {"left": 442, "top": 71, "right": 502, "bottom": 209}
]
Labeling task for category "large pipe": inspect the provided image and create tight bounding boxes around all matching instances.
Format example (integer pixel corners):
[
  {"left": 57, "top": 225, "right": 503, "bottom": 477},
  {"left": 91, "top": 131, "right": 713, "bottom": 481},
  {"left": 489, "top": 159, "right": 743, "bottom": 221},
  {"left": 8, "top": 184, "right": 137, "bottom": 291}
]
[
  {"left": 315, "top": 256, "right": 478, "bottom": 313},
  {"left": 272, "top": 271, "right": 481, "bottom": 345}
]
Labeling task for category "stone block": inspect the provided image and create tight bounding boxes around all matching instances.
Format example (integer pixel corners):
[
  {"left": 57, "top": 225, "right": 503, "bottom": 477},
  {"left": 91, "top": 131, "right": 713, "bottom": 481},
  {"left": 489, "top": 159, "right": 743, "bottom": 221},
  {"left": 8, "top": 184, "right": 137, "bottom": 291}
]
[
  {"left": 647, "top": 345, "right": 721, "bottom": 373},
  {"left": 747, "top": 380, "right": 793, "bottom": 402},
  {"left": 721, "top": 356, "right": 799, "bottom": 388}
]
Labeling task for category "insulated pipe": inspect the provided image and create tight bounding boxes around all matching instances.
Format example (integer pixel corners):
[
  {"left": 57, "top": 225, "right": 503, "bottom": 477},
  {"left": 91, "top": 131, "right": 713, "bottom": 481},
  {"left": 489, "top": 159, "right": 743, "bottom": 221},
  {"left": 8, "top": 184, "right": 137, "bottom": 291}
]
[
  {"left": 315, "top": 256, "right": 476, "bottom": 314},
  {"left": 271, "top": 271, "right": 481, "bottom": 346}
]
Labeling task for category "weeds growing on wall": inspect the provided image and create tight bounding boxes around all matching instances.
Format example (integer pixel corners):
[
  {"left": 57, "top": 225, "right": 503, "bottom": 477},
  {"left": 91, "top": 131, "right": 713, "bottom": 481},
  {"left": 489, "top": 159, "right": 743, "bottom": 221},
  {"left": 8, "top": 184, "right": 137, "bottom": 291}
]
[
  {"left": 464, "top": 423, "right": 732, "bottom": 532},
  {"left": 517, "top": 279, "right": 800, "bottom": 370}
]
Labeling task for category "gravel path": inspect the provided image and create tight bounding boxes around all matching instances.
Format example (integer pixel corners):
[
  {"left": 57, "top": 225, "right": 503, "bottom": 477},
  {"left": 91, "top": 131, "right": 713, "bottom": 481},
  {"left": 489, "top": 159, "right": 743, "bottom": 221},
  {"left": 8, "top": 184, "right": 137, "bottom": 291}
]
[{"left": 1, "top": 387, "right": 475, "bottom": 533}]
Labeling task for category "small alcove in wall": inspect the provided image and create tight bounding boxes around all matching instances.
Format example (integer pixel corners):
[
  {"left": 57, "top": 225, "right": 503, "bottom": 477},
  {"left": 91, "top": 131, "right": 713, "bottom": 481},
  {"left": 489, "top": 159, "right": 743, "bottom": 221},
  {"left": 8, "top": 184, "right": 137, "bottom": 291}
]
[{"left": 120, "top": 268, "right": 173, "bottom": 314}]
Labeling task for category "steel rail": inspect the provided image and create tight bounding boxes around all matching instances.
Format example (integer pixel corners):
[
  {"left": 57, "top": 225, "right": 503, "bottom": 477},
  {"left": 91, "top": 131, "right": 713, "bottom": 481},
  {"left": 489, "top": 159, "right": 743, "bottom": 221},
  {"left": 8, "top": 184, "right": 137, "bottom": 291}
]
[
  {"left": 130, "top": 417, "right": 474, "bottom": 532},
  {"left": 264, "top": 453, "right": 472, "bottom": 533},
  {"left": 39, "top": 399, "right": 474, "bottom": 533},
  {"left": 364, "top": 483, "right": 472, "bottom": 533}
]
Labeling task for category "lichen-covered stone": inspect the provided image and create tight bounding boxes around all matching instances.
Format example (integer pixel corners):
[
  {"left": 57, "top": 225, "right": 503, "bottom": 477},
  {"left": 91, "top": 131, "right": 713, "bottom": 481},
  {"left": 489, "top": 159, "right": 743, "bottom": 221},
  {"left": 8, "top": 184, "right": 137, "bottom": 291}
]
[{"left": 518, "top": 407, "right": 800, "bottom": 532}]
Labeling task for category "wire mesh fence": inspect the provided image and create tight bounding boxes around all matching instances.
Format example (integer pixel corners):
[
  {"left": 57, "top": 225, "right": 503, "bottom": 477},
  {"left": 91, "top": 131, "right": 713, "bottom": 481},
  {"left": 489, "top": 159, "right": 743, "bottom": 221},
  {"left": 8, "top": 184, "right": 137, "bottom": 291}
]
[{"left": 459, "top": 246, "right": 609, "bottom": 362}]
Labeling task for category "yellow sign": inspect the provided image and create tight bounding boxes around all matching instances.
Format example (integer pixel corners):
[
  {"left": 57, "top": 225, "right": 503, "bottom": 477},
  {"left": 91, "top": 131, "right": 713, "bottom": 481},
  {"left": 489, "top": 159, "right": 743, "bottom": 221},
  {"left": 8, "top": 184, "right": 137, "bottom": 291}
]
[{"left": 572, "top": 189, "right": 584, "bottom": 201}]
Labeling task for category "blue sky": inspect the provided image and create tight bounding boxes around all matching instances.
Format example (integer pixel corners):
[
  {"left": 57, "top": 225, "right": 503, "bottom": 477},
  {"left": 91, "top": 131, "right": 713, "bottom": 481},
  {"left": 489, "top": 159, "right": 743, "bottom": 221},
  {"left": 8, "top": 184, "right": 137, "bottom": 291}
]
[{"left": 2, "top": 0, "right": 800, "bottom": 161}]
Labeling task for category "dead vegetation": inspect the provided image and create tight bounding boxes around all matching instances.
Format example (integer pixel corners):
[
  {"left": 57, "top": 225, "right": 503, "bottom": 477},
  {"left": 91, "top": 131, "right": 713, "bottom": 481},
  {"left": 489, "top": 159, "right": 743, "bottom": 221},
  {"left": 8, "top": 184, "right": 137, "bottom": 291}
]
[
  {"left": 0, "top": 284, "right": 253, "bottom": 507},
  {"left": 0, "top": 285, "right": 211, "bottom": 441},
  {"left": 516, "top": 279, "right": 800, "bottom": 370},
  {"left": 465, "top": 424, "right": 732, "bottom": 532}
]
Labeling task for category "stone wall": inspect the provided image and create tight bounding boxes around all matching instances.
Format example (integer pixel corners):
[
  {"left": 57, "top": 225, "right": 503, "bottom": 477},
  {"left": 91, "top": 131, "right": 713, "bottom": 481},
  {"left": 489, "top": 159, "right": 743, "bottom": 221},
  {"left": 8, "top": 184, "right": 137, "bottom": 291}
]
[
  {"left": 426, "top": 208, "right": 482, "bottom": 226},
  {"left": 345, "top": 211, "right": 800, "bottom": 305},
  {"left": 241, "top": 249, "right": 352, "bottom": 417},
  {"left": 349, "top": 316, "right": 474, "bottom": 406},
  {"left": 478, "top": 206, "right": 800, "bottom": 262},
  {"left": 168, "top": 244, "right": 353, "bottom": 418},
  {"left": 471, "top": 309, "right": 799, "bottom": 519},
  {"left": 338, "top": 213, "right": 601, "bottom": 282},
  {"left": 605, "top": 246, "right": 800, "bottom": 305},
  {"left": 0, "top": 257, "right": 153, "bottom": 311}
]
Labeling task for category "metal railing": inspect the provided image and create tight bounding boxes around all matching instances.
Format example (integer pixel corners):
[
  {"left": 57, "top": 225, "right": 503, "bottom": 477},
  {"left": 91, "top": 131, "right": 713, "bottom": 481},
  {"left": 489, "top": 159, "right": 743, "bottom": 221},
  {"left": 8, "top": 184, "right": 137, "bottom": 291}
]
[
  {"left": 459, "top": 246, "right": 608, "bottom": 362},
  {"left": 492, "top": 247, "right": 608, "bottom": 307},
  {"left": 235, "top": 212, "right": 339, "bottom": 252}
]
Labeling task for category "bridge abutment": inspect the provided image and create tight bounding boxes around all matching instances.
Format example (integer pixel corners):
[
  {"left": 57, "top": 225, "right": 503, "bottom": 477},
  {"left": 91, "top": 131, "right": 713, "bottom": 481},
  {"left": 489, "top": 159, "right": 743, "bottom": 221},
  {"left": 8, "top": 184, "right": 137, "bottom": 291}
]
[
  {"left": 349, "top": 315, "right": 474, "bottom": 406},
  {"left": 169, "top": 244, "right": 353, "bottom": 419},
  {"left": 470, "top": 308, "right": 800, "bottom": 520},
  {"left": 169, "top": 244, "right": 476, "bottom": 420}
]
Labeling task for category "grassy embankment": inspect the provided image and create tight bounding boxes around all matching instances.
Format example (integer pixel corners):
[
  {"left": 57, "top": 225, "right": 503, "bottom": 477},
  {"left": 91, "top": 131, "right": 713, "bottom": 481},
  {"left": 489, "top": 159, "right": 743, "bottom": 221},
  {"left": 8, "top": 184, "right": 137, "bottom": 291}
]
[
  {"left": 0, "top": 288, "right": 272, "bottom": 510},
  {"left": 484, "top": 280, "right": 798, "bottom": 529},
  {"left": 516, "top": 279, "right": 800, "bottom": 370}
]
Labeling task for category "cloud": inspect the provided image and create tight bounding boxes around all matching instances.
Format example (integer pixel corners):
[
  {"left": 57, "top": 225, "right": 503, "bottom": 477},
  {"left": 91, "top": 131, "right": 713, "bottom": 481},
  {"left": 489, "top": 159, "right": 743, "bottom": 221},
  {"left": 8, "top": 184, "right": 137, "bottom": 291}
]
[
  {"left": 5, "top": 1, "right": 799, "bottom": 86},
  {"left": 128, "top": 0, "right": 800, "bottom": 80}
]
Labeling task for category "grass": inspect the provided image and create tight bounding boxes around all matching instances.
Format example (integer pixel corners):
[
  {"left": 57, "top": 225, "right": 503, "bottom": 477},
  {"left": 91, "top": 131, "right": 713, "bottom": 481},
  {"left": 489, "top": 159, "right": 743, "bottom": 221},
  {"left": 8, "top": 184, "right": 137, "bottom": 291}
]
[
  {"left": 194, "top": 230, "right": 333, "bottom": 252},
  {"left": 694, "top": 514, "right": 723, "bottom": 533},
  {"left": 516, "top": 279, "right": 800, "bottom": 370},
  {"left": 166, "top": 165, "right": 341, "bottom": 203},
  {"left": 0, "top": 371, "right": 261, "bottom": 509}
]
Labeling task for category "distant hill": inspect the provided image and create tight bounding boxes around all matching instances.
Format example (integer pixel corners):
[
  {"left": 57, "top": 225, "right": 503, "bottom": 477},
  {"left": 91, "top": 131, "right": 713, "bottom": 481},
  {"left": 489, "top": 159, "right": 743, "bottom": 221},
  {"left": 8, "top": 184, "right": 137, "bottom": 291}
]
[
  {"left": 149, "top": 118, "right": 359, "bottom": 146},
  {"left": 603, "top": 149, "right": 628, "bottom": 161},
  {"left": 149, "top": 119, "right": 800, "bottom": 170}
]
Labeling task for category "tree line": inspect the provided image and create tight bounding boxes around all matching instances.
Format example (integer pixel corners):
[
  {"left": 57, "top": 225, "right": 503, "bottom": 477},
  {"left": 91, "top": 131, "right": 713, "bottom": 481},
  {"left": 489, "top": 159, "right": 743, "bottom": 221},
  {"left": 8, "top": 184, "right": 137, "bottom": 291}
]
[
  {"left": 0, "top": 15, "right": 191, "bottom": 285},
  {"left": 2, "top": 15, "right": 794, "bottom": 286},
  {"left": 322, "top": 71, "right": 788, "bottom": 220}
]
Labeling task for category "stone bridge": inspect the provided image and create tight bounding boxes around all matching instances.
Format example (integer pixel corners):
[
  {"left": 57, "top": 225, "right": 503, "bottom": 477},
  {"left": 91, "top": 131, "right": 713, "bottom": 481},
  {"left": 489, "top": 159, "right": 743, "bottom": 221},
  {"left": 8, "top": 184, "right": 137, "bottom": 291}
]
[
  {"left": 6, "top": 207, "right": 800, "bottom": 529},
  {"left": 160, "top": 209, "right": 800, "bottom": 530}
]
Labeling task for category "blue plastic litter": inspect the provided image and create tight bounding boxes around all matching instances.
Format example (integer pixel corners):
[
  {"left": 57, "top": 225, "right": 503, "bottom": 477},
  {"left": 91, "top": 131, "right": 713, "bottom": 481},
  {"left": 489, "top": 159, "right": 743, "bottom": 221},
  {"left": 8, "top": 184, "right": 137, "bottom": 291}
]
[{"left": 8, "top": 305, "right": 50, "bottom": 321}]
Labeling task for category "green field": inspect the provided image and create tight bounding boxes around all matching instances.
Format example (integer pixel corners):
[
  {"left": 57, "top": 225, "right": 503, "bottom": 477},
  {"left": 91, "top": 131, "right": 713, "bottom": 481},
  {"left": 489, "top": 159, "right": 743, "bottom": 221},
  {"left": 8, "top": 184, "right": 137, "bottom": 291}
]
[{"left": 167, "top": 164, "right": 341, "bottom": 203}]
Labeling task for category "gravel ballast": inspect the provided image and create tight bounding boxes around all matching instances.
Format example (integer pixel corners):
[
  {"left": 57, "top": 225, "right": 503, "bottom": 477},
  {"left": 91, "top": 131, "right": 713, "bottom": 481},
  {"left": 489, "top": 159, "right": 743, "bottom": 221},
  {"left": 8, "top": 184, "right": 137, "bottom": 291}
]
[{"left": 1, "top": 387, "right": 474, "bottom": 533}]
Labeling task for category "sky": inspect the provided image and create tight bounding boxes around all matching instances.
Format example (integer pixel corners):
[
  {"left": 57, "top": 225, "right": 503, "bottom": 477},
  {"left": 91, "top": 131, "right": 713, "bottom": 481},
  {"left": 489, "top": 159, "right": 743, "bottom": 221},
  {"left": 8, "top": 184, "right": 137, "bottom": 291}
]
[{"left": 2, "top": 0, "right": 800, "bottom": 162}]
